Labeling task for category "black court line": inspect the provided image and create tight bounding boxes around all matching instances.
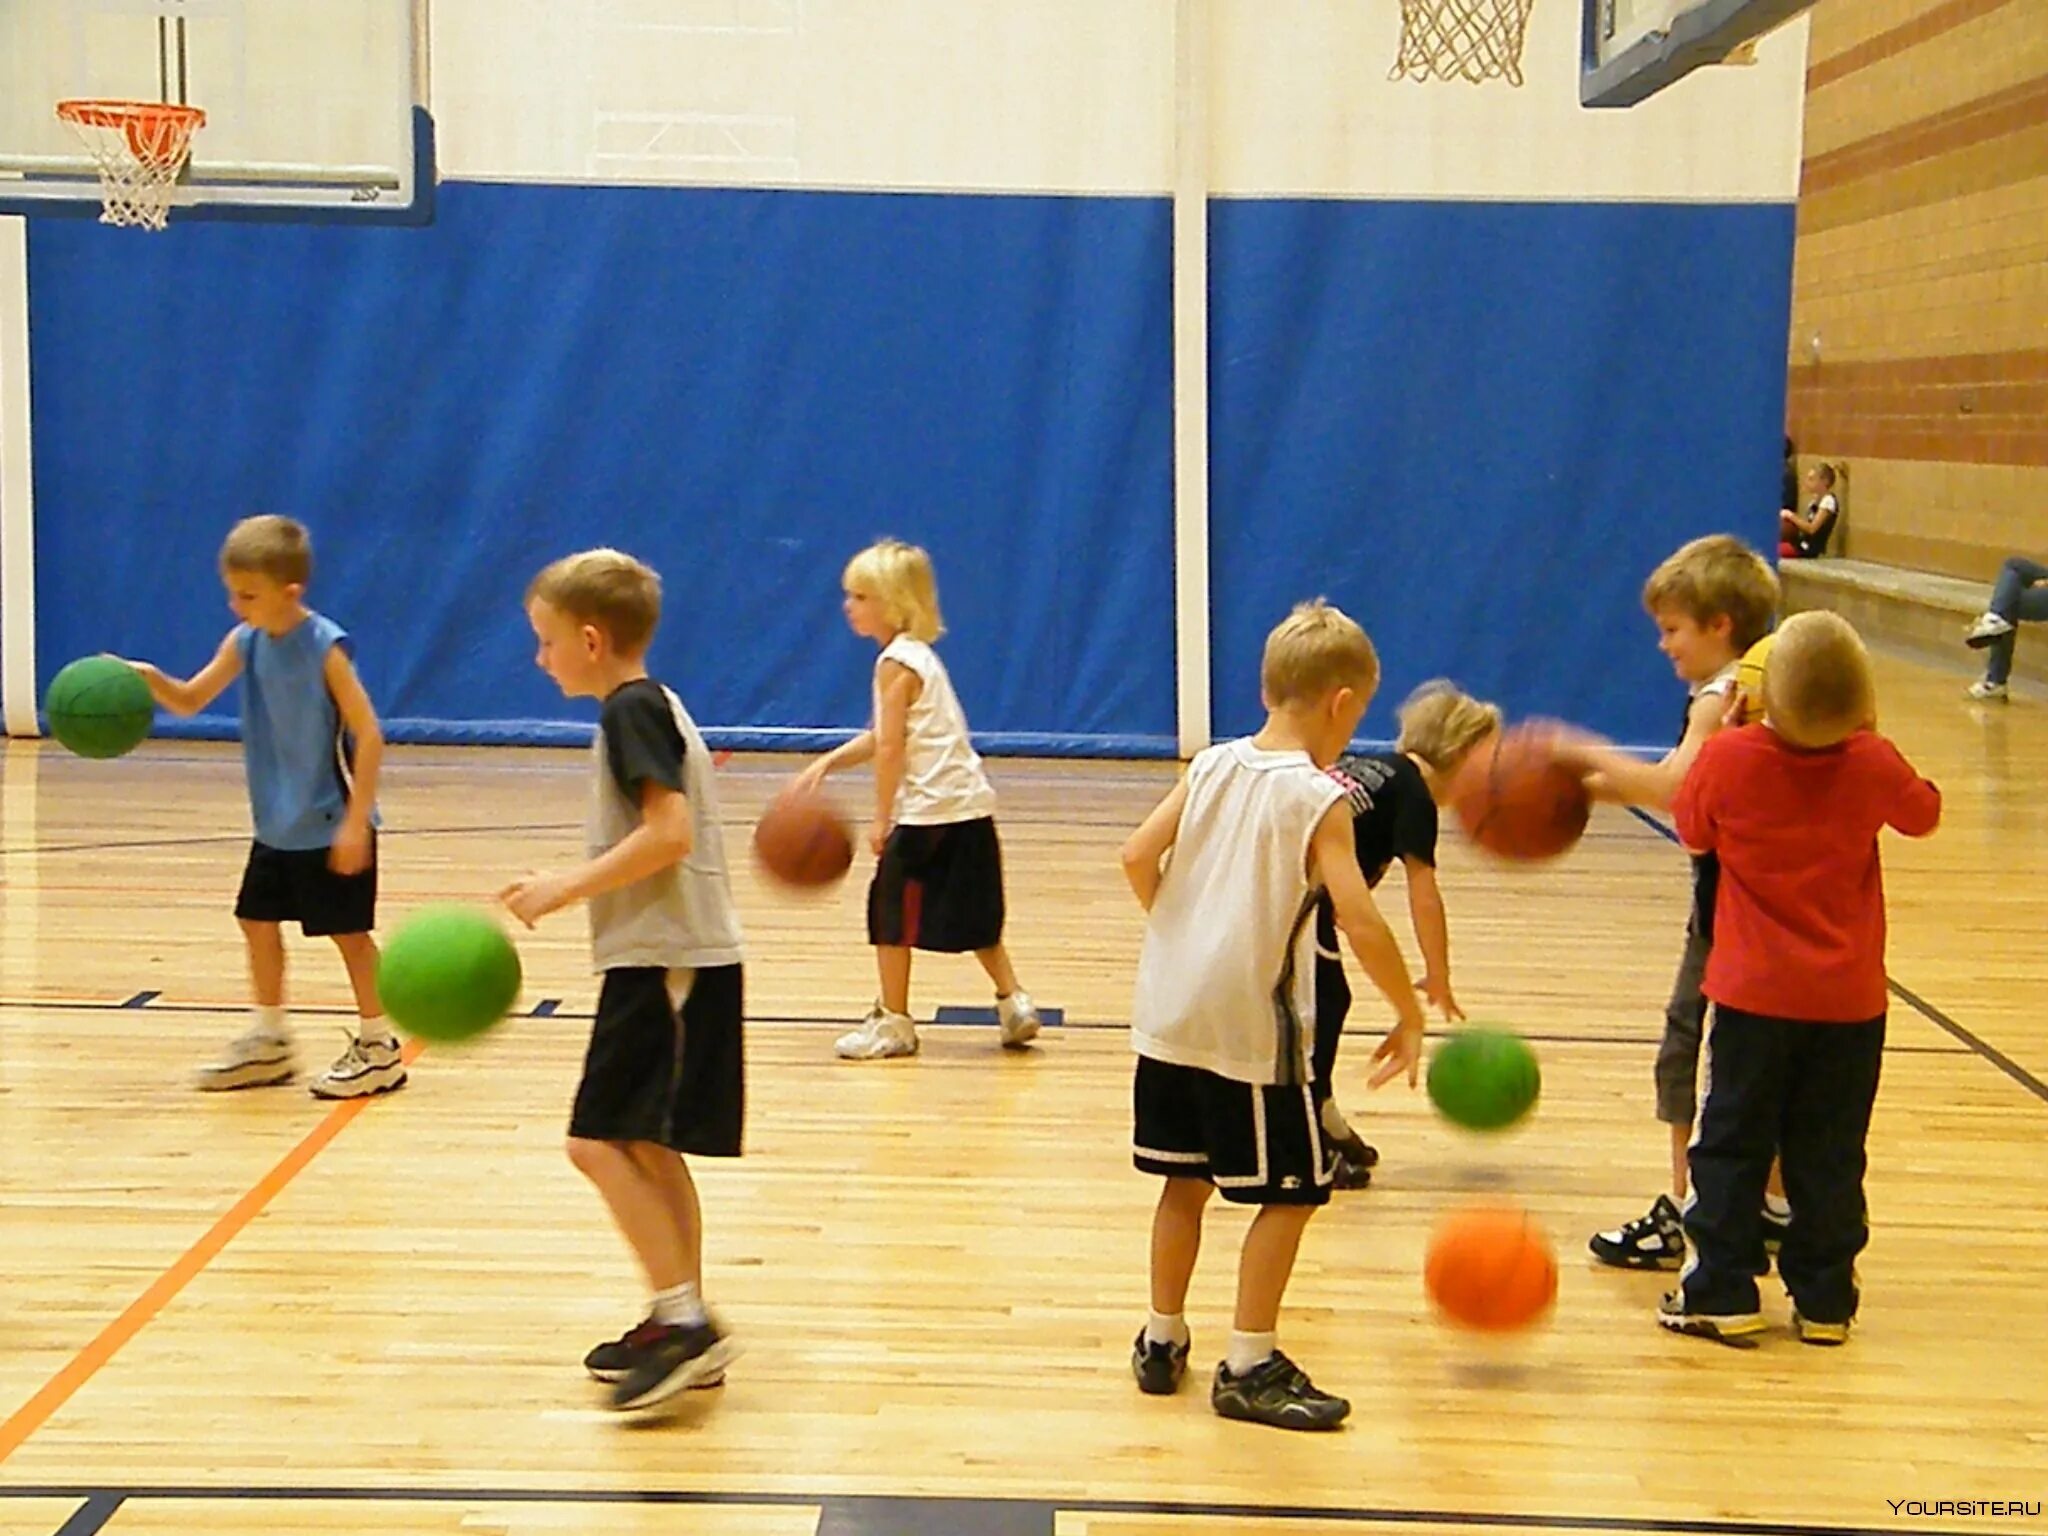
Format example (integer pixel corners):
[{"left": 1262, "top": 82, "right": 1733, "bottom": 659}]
[
  {"left": 1626, "top": 807, "right": 2048, "bottom": 1106},
  {"left": 0, "top": 1486, "right": 2007, "bottom": 1536},
  {"left": 50, "top": 1494, "right": 122, "bottom": 1536},
  {"left": 0, "top": 995, "right": 1976, "bottom": 1056},
  {"left": 0, "top": 821, "right": 584, "bottom": 859}
]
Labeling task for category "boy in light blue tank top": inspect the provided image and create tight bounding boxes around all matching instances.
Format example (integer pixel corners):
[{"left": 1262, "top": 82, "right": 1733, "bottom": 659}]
[{"left": 122, "top": 516, "right": 405, "bottom": 1099}]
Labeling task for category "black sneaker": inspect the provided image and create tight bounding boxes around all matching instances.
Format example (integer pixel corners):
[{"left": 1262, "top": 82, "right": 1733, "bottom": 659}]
[
  {"left": 585, "top": 1317, "right": 663, "bottom": 1382},
  {"left": 1760, "top": 1204, "right": 1791, "bottom": 1259},
  {"left": 1657, "top": 1290, "right": 1765, "bottom": 1348},
  {"left": 609, "top": 1319, "right": 737, "bottom": 1412},
  {"left": 1131, "top": 1329, "right": 1190, "bottom": 1394},
  {"left": 1589, "top": 1194, "right": 1686, "bottom": 1271},
  {"left": 1328, "top": 1128, "right": 1379, "bottom": 1170},
  {"left": 1328, "top": 1150, "right": 1374, "bottom": 1190},
  {"left": 1210, "top": 1351, "right": 1350, "bottom": 1431}
]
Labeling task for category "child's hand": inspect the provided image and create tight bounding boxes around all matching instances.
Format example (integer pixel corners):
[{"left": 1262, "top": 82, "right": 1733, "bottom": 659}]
[
  {"left": 793, "top": 761, "right": 829, "bottom": 796},
  {"left": 1525, "top": 718, "right": 1609, "bottom": 772},
  {"left": 499, "top": 872, "right": 571, "bottom": 929},
  {"left": 866, "top": 820, "right": 891, "bottom": 857},
  {"left": 1420, "top": 974, "right": 1464, "bottom": 1022},
  {"left": 330, "top": 821, "right": 373, "bottom": 876},
  {"left": 1367, "top": 1019, "right": 1423, "bottom": 1089}
]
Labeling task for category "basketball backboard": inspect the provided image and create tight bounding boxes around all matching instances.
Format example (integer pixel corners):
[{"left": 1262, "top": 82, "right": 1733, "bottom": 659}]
[
  {"left": 1582, "top": 0, "right": 1817, "bottom": 106},
  {"left": 0, "top": 0, "right": 433, "bottom": 224}
]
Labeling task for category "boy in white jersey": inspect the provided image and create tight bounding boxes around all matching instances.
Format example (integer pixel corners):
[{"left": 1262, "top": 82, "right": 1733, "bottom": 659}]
[
  {"left": 1120, "top": 600, "right": 1426, "bottom": 1431},
  {"left": 502, "top": 549, "right": 745, "bottom": 1415},
  {"left": 796, "top": 538, "right": 1040, "bottom": 1061},
  {"left": 122, "top": 515, "right": 402, "bottom": 1100}
]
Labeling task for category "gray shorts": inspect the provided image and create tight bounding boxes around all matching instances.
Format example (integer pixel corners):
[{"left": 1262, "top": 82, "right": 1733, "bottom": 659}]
[{"left": 1654, "top": 922, "right": 1710, "bottom": 1125}]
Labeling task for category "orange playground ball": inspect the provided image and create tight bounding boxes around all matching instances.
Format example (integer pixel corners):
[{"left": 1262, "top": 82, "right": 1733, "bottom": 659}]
[{"left": 1424, "top": 1205, "right": 1558, "bottom": 1332}]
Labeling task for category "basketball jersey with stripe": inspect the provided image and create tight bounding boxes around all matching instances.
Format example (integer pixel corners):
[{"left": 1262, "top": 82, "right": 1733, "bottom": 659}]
[
  {"left": 1131, "top": 739, "right": 1346, "bottom": 1086},
  {"left": 237, "top": 611, "right": 372, "bottom": 851}
]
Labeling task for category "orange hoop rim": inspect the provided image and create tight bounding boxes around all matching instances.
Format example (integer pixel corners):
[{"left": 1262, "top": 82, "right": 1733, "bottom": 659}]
[{"left": 57, "top": 99, "right": 207, "bottom": 132}]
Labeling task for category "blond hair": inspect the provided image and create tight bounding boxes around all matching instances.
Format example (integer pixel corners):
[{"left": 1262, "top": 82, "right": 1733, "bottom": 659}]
[
  {"left": 219, "top": 515, "right": 311, "bottom": 586},
  {"left": 1764, "top": 610, "right": 1874, "bottom": 749},
  {"left": 1396, "top": 680, "right": 1502, "bottom": 775},
  {"left": 843, "top": 538, "right": 943, "bottom": 643},
  {"left": 527, "top": 548, "right": 662, "bottom": 656},
  {"left": 1261, "top": 599, "right": 1379, "bottom": 708},
  {"left": 1642, "top": 534, "right": 1779, "bottom": 651}
]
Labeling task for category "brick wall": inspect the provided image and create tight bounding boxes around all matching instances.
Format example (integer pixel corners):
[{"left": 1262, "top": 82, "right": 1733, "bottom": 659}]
[{"left": 1785, "top": 0, "right": 2047, "bottom": 581}]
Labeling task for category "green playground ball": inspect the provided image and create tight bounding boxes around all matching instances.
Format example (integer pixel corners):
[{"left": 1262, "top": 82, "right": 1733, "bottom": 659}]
[
  {"left": 1427, "top": 1028, "right": 1541, "bottom": 1133},
  {"left": 377, "top": 906, "right": 523, "bottom": 1043},
  {"left": 44, "top": 656, "right": 154, "bottom": 759}
]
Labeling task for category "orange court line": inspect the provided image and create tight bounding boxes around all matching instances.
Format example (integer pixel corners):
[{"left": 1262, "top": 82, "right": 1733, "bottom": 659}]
[{"left": 0, "top": 1038, "right": 428, "bottom": 1466}]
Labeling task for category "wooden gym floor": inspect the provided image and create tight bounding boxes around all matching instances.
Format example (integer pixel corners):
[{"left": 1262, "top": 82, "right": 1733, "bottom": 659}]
[{"left": 0, "top": 645, "right": 2042, "bottom": 1536}]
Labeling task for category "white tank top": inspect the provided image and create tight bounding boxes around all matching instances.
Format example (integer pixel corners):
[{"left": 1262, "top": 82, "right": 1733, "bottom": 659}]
[
  {"left": 876, "top": 636, "right": 998, "bottom": 825},
  {"left": 1131, "top": 739, "right": 1345, "bottom": 1086}
]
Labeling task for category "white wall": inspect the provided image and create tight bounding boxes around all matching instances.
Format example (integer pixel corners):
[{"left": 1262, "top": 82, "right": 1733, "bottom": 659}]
[
  {"left": 1211, "top": 0, "right": 1806, "bottom": 201},
  {"left": 433, "top": 0, "right": 1803, "bottom": 203}
]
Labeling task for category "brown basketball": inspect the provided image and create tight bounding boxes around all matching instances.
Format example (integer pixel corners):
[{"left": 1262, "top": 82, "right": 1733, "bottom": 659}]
[
  {"left": 1449, "top": 727, "right": 1589, "bottom": 861},
  {"left": 1424, "top": 1205, "right": 1558, "bottom": 1333},
  {"left": 753, "top": 790, "right": 854, "bottom": 888}
]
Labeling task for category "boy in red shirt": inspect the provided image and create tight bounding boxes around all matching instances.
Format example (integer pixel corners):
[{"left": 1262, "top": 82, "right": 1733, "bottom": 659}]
[{"left": 1664, "top": 611, "right": 1940, "bottom": 1345}]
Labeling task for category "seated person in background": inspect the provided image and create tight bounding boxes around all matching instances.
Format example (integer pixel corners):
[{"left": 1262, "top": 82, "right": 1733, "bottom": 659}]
[
  {"left": 1778, "top": 464, "right": 1839, "bottom": 561},
  {"left": 1963, "top": 555, "right": 2048, "bottom": 703}
]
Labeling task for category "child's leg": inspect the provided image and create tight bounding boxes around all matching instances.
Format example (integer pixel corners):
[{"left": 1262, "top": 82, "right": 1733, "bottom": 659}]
[
  {"left": 567, "top": 1136, "right": 690, "bottom": 1291},
  {"left": 1150, "top": 1176, "right": 1213, "bottom": 1319},
  {"left": 627, "top": 1142, "right": 703, "bottom": 1293},
  {"left": 877, "top": 944, "right": 912, "bottom": 1015},
  {"left": 1233, "top": 1204, "right": 1315, "bottom": 1337},
  {"left": 329, "top": 931, "right": 387, "bottom": 1035},
  {"left": 974, "top": 943, "right": 1019, "bottom": 996},
  {"left": 1776, "top": 1015, "right": 1885, "bottom": 1332},
  {"left": 241, "top": 918, "right": 287, "bottom": 1010},
  {"left": 1671, "top": 1005, "right": 1782, "bottom": 1325}
]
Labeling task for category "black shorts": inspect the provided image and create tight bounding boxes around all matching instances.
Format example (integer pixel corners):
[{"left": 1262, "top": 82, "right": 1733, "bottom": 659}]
[
  {"left": 867, "top": 816, "right": 1005, "bottom": 953},
  {"left": 234, "top": 839, "right": 377, "bottom": 937},
  {"left": 570, "top": 964, "right": 744, "bottom": 1156},
  {"left": 1132, "top": 1057, "right": 1330, "bottom": 1207}
]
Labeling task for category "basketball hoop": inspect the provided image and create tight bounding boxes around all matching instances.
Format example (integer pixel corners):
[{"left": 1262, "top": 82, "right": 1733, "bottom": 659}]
[
  {"left": 1390, "top": 0, "right": 1536, "bottom": 85},
  {"left": 56, "top": 99, "right": 206, "bottom": 231}
]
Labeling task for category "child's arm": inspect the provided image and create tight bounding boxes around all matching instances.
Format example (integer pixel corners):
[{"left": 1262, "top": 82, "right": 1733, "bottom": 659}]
[
  {"left": 1119, "top": 776, "right": 1189, "bottom": 912},
  {"left": 501, "top": 780, "right": 693, "bottom": 927},
  {"left": 866, "top": 661, "right": 920, "bottom": 854},
  {"left": 1401, "top": 857, "right": 1463, "bottom": 1021},
  {"left": 1555, "top": 689, "right": 1729, "bottom": 812},
  {"left": 323, "top": 647, "right": 384, "bottom": 876},
  {"left": 120, "top": 632, "right": 243, "bottom": 717},
  {"left": 796, "top": 730, "right": 876, "bottom": 791},
  {"left": 1882, "top": 741, "right": 1942, "bottom": 838},
  {"left": 1313, "top": 806, "right": 1427, "bottom": 1087}
]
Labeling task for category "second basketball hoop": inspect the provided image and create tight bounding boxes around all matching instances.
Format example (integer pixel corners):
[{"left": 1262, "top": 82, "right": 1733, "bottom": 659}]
[{"left": 56, "top": 98, "right": 205, "bottom": 231}]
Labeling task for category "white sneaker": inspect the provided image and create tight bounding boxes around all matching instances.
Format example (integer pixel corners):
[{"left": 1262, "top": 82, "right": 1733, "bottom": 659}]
[
  {"left": 1967, "top": 679, "right": 2009, "bottom": 702},
  {"left": 1964, "top": 612, "right": 2014, "bottom": 648},
  {"left": 310, "top": 1032, "right": 408, "bottom": 1099},
  {"left": 195, "top": 1027, "right": 297, "bottom": 1091},
  {"left": 995, "top": 990, "right": 1042, "bottom": 1048},
  {"left": 835, "top": 1004, "right": 919, "bottom": 1060}
]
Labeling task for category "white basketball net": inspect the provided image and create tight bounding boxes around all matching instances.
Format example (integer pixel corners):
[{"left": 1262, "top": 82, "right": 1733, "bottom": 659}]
[
  {"left": 56, "top": 101, "right": 206, "bottom": 231},
  {"left": 1390, "top": 0, "right": 1537, "bottom": 85}
]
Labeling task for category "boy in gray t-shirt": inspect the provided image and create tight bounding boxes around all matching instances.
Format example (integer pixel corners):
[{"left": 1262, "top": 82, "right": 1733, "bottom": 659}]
[{"left": 502, "top": 548, "right": 744, "bottom": 1417}]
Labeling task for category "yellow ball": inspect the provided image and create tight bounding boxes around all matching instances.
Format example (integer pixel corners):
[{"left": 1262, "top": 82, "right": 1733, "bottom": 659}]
[{"left": 1735, "top": 632, "right": 1775, "bottom": 717}]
